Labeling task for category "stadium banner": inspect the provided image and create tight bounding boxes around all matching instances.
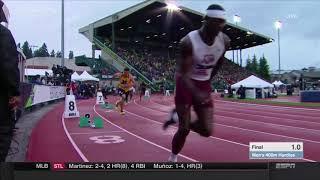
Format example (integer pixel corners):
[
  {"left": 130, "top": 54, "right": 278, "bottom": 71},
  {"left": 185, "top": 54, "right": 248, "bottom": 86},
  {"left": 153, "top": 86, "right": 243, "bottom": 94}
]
[{"left": 25, "top": 85, "right": 65, "bottom": 108}]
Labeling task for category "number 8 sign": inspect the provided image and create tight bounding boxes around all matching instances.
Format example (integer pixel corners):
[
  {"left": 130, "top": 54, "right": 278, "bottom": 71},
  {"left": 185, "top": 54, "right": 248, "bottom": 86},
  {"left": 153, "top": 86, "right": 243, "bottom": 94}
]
[{"left": 64, "top": 94, "right": 80, "bottom": 118}]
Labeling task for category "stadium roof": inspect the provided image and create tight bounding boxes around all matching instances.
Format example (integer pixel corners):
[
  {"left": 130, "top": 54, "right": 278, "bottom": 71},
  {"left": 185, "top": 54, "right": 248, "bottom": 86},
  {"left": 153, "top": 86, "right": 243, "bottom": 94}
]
[{"left": 79, "top": 0, "right": 273, "bottom": 50}]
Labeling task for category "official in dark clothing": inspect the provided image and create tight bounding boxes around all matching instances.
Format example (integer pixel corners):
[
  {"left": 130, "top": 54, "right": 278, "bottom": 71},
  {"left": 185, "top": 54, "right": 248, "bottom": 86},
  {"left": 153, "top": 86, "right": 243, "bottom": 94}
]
[{"left": 0, "top": 23, "right": 20, "bottom": 162}]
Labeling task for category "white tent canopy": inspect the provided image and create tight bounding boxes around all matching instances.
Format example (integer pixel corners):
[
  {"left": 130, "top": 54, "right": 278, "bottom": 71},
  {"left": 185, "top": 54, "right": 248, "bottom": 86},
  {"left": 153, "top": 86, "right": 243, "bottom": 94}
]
[
  {"left": 25, "top": 69, "right": 53, "bottom": 76},
  {"left": 231, "top": 75, "right": 273, "bottom": 89},
  {"left": 272, "top": 80, "right": 284, "bottom": 87},
  {"left": 71, "top": 72, "right": 81, "bottom": 81},
  {"left": 79, "top": 71, "right": 99, "bottom": 81}
]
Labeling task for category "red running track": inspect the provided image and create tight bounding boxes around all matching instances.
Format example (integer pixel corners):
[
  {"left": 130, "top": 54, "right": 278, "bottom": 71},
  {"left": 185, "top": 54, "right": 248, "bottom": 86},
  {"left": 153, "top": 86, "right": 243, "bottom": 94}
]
[{"left": 27, "top": 95, "right": 320, "bottom": 162}]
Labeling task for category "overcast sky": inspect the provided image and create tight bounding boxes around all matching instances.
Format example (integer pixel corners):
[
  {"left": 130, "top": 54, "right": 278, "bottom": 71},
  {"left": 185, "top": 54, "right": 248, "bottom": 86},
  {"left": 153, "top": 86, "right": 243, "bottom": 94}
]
[{"left": 4, "top": 0, "right": 320, "bottom": 71}]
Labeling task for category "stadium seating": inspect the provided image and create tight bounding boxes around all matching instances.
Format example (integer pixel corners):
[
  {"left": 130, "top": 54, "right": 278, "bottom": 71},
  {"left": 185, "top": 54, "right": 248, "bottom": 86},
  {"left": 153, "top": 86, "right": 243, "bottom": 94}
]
[{"left": 95, "top": 36, "right": 255, "bottom": 91}]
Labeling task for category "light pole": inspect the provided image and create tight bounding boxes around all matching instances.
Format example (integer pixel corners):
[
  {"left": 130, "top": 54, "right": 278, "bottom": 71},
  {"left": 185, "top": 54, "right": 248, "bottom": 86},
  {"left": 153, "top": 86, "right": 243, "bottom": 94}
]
[
  {"left": 233, "top": 15, "right": 241, "bottom": 65},
  {"left": 61, "top": 0, "right": 65, "bottom": 67},
  {"left": 275, "top": 20, "right": 282, "bottom": 80},
  {"left": 30, "top": 45, "right": 38, "bottom": 66}
]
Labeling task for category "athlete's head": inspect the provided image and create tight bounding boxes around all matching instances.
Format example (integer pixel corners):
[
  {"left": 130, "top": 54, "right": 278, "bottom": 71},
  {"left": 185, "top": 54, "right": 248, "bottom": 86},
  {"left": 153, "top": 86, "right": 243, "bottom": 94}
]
[
  {"left": 202, "top": 4, "right": 226, "bottom": 36},
  {"left": 124, "top": 67, "right": 130, "bottom": 76}
]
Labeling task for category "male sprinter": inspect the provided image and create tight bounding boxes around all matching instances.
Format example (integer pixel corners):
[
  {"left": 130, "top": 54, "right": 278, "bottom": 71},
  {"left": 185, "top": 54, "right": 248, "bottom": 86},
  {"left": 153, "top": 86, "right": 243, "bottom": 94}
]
[
  {"left": 164, "top": 4, "right": 230, "bottom": 162},
  {"left": 116, "top": 68, "right": 134, "bottom": 115}
]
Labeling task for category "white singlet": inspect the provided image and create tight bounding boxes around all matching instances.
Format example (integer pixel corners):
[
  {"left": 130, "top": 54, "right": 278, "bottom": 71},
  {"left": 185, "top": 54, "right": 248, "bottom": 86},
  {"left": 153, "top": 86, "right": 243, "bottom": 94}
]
[{"left": 188, "top": 30, "right": 227, "bottom": 81}]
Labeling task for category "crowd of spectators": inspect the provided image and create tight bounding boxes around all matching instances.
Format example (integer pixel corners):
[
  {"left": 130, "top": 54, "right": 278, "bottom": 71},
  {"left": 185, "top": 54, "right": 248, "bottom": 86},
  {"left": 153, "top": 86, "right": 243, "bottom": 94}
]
[
  {"left": 116, "top": 46, "right": 175, "bottom": 82},
  {"left": 99, "top": 37, "right": 254, "bottom": 91},
  {"left": 71, "top": 82, "right": 98, "bottom": 99},
  {"left": 51, "top": 64, "right": 73, "bottom": 85},
  {"left": 116, "top": 45, "right": 253, "bottom": 90},
  {"left": 211, "top": 58, "right": 253, "bottom": 90}
]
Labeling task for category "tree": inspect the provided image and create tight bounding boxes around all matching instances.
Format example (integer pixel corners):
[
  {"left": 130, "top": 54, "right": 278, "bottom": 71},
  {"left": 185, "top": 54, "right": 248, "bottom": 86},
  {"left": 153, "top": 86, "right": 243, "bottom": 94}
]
[
  {"left": 258, "top": 55, "right": 271, "bottom": 80},
  {"left": 38, "top": 43, "right": 50, "bottom": 57},
  {"left": 56, "top": 51, "right": 62, "bottom": 58},
  {"left": 251, "top": 54, "right": 259, "bottom": 74},
  {"left": 17, "top": 43, "right": 21, "bottom": 48},
  {"left": 21, "top": 41, "right": 33, "bottom": 59},
  {"left": 50, "top": 50, "right": 55, "bottom": 57},
  {"left": 68, "top": 51, "right": 74, "bottom": 59},
  {"left": 245, "top": 55, "right": 252, "bottom": 72},
  {"left": 33, "top": 49, "right": 41, "bottom": 57}
]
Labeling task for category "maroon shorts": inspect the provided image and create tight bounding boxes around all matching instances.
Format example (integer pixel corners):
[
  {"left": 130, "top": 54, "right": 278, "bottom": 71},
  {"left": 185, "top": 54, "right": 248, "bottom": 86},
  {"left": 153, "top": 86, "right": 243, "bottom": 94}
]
[{"left": 174, "top": 75, "right": 213, "bottom": 108}]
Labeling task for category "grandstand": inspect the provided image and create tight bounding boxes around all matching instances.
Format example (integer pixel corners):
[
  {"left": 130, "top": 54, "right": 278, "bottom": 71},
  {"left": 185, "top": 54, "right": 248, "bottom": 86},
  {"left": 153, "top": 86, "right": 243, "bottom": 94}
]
[{"left": 79, "top": 0, "right": 273, "bottom": 91}]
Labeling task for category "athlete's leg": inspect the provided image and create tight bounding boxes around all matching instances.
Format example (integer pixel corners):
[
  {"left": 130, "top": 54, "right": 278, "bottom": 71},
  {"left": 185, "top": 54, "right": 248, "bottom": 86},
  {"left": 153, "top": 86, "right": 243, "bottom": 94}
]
[
  {"left": 171, "top": 104, "right": 191, "bottom": 155},
  {"left": 190, "top": 103, "right": 214, "bottom": 137},
  {"left": 163, "top": 108, "right": 177, "bottom": 130},
  {"left": 120, "top": 95, "right": 125, "bottom": 112},
  {"left": 125, "top": 91, "right": 129, "bottom": 103}
]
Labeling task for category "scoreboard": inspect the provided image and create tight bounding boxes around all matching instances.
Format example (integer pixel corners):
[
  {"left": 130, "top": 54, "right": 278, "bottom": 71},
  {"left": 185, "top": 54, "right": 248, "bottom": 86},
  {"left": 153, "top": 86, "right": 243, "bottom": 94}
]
[{"left": 249, "top": 142, "right": 304, "bottom": 159}]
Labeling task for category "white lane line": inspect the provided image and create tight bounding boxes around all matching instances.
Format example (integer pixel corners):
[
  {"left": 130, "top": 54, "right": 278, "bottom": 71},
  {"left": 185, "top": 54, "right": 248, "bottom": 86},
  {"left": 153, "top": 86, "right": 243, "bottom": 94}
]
[
  {"left": 215, "top": 99, "right": 320, "bottom": 112},
  {"left": 93, "top": 105, "right": 198, "bottom": 162},
  {"left": 131, "top": 101, "right": 316, "bottom": 162},
  {"left": 215, "top": 108, "right": 320, "bottom": 126},
  {"left": 132, "top": 101, "right": 320, "bottom": 144},
  {"left": 139, "top": 100, "right": 320, "bottom": 133},
  {"left": 62, "top": 116, "right": 89, "bottom": 162}
]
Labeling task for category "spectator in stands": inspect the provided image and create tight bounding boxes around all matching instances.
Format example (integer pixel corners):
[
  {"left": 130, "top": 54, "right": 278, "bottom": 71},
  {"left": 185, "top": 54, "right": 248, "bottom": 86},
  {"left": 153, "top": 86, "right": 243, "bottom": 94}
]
[{"left": 0, "top": 1, "right": 20, "bottom": 161}]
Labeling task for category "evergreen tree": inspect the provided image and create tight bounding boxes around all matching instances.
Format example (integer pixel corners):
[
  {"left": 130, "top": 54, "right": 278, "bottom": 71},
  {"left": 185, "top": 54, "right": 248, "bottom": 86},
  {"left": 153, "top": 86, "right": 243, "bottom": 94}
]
[
  {"left": 258, "top": 55, "right": 271, "bottom": 80},
  {"left": 33, "top": 49, "right": 41, "bottom": 57},
  {"left": 251, "top": 54, "right": 259, "bottom": 74},
  {"left": 56, "top": 51, "right": 62, "bottom": 58},
  {"left": 21, "top": 41, "right": 33, "bottom": 59},
  {"left": 38, "top": 43, "right": 50, "bottom": 57},
  {"left": 50, "top": 50, "right": 55, "bottom": 57},
  {"left": 245, "top": 55, "right": 252, "bottom": 71}
]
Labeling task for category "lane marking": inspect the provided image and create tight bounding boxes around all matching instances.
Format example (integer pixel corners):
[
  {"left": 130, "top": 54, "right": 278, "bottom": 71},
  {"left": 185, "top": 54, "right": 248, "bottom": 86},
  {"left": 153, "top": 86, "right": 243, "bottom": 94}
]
[
  {"left": 93, "top": 105, "right": 198, "bottom": 162},
  {"left": 215, "top": 99, "right": 320, "bottom": 112},
  {"left": 131, "top": 100, "right": 317, "bottom": 162},
  {"left": 135, "top": 100, "right": 320, "bottom": 133},
  {"left": 70, "top": 131, "right": 125, "bottom": 135},
  {"left": 62, "top": 116, "right": 89, "bottom": 162}
]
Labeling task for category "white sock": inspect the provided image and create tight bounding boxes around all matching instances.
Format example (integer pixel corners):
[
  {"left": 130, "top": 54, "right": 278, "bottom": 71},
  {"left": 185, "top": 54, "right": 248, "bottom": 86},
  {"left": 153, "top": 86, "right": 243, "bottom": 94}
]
[{"left": 168, "top": 153, "right": 178, "bottom": 162}]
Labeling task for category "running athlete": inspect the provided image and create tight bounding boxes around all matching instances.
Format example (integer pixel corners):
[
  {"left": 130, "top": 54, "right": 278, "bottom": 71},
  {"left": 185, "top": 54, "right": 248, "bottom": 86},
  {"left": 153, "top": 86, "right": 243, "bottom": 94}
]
[
  {"left": 115, "top": 68, "right": 134, "bottom": 115},
  {"left": 164, "top": 4, "right": 230, "bottom": 162}
]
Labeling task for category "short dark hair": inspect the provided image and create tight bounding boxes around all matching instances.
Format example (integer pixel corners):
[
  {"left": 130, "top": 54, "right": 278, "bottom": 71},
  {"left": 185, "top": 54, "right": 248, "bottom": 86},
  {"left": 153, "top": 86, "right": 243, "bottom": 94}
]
[{"left": 124, "top": 67, "right": 130, "bottom": 71}]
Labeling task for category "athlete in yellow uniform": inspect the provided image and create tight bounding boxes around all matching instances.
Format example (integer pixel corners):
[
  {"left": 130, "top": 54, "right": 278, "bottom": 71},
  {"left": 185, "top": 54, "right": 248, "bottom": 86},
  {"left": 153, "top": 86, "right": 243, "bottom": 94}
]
[{"left": 116, "top": 68, "right": 134, "bottom": 115}]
